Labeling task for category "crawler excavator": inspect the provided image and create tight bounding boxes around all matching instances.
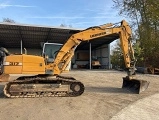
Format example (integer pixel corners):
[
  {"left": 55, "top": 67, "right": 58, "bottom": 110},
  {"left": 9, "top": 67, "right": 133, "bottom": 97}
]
[{"left": 0, "top": 20, "right": 149, "bottom": 98}]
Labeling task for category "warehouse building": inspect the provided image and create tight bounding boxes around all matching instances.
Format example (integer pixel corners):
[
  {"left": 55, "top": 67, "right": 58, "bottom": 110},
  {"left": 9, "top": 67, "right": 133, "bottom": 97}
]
[{"left": 0, "top": 22, "right": 118, "bottom": 69}]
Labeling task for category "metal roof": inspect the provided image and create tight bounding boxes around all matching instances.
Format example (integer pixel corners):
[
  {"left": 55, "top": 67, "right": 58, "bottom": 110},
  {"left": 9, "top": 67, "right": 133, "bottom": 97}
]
[{"left": 0, "top": 22, "right": 119, "bottom": 50}]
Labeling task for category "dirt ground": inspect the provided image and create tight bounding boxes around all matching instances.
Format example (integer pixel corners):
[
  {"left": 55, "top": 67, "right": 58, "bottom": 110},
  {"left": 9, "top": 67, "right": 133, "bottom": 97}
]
[
  {"left": 0, "top": 74, "right": 9, "bottom": 82},
  {"left": 0, "top": 70, "right": 159, "bottom": 120}
]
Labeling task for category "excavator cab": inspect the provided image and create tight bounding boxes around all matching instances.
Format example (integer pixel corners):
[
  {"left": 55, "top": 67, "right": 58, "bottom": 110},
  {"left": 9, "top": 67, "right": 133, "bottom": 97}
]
[{"left": 42, "top": 43, "right": 63, "bottom": 63}]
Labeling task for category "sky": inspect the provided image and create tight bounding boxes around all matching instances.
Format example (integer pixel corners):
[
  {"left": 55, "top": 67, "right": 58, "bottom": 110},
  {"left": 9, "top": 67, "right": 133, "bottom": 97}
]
[{"left": 0, "top": 0, "right": 126, "bottom": 29}]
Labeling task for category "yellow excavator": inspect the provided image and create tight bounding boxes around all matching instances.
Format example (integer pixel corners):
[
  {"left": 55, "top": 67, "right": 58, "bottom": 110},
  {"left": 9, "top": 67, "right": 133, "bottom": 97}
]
[{"left": 0, "top": 20, "right": 149, "bottom": 98}]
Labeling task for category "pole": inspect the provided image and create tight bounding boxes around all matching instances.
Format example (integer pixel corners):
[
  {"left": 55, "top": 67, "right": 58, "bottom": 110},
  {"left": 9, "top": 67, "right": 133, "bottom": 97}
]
[
  {"left": 21, "top": 40, "right": 22, "bottom": 54},
  {"left": 89, "top": 43, "right": 91, "bottom": 70},
  {"left": 108, "top": 44, "right": 111, "bottom": 69}
]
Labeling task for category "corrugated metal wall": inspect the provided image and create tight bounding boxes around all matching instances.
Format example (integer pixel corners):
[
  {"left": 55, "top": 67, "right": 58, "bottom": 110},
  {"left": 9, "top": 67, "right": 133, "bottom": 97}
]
[
  {"left": 92, "top": 44, "right": 110, "bottom": 69},
  {"left": 72, "top": 44, "right": 110, "bottom": 69}
]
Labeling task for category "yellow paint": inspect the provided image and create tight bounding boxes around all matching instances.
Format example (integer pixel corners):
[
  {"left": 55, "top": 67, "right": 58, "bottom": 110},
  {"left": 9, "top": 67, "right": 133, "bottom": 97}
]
[
  {"left": 22, "top": 55, "right": 45, "bottom": 74},
  {"left": 4, "top": 66, "right": 22, "bottom": 74},
  {"left": 4, "top": 55, "right": 23, "bottom": 74},
  {"left": 4, "top": 54, "right": 45, "bottom": 74}
]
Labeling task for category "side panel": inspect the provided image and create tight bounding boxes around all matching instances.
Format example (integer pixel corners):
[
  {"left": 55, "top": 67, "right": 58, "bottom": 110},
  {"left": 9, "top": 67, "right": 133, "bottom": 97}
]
[
  {"left": 4, "top": 55, "right": 23, "bottom": 74},
  {"left": 3, "top": 55, "right": 46, "bottom": 74},
  {"left": 22, "top": 55, "right": 45, "bottom": 74}
]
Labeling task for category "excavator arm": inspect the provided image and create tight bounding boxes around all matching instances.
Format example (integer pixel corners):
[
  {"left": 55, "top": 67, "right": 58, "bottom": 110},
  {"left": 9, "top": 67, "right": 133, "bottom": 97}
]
[
  {"left": 51, "top": 20, "right": 135, "bottom": 75},
  {"left": 50, "top": 20, "right": 149, "bottom": 93}
]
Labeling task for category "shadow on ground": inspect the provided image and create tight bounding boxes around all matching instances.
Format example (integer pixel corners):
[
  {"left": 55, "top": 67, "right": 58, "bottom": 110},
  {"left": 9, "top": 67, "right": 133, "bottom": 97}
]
[
  {"left": 86, "top": 86, "right": 136, "bottom": 94},
  {"left": 71, "top": 69, "right": 126, "bottom": 73}
]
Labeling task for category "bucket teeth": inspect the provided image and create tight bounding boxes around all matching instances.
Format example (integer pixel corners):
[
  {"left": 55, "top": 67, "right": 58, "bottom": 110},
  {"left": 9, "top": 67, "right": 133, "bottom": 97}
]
[{"left": 122, "top": 77, "right": 150, "bottom": 94}]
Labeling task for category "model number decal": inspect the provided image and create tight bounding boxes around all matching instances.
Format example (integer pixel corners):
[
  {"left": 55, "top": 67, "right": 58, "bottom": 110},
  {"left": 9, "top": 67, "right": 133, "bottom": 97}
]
[
  {"left": 9, "top": 62, "right": 19, "bottom": 66},
  {"left": 4, "top": 62, "right": 22, "bottom": 66}
]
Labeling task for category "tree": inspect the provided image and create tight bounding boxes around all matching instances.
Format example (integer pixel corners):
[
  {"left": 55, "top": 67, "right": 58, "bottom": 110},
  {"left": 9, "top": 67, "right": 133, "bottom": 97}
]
[
  {"left": 111, "top": 41, "right": 125, "bottom": 69},
  {"left": 112, "top": 0, "right": 159, "bottom": 68},
  {"left": 133, "top": 41, "right": 144, "bottom": 66},
  {"left": 3, "top": 18, "right": 15, "bottom": 23},
  {"left": 60, "top": 24, "right": 72, "bottom": 28}
]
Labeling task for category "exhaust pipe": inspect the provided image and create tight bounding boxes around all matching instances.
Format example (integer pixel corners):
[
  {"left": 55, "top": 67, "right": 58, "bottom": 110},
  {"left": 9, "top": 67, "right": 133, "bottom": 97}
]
[{"left": 122, "top": 77, "right": 150, "bottom": 94}]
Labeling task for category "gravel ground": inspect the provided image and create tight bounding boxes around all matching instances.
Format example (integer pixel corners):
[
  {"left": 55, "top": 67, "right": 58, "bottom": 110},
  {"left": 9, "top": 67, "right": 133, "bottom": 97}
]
[{"left": 0, "top": 70, "right": 159, "bottom": 120}]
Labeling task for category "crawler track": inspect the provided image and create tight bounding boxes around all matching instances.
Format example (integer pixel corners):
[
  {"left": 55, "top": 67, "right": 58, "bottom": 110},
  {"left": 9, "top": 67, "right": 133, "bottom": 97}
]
[{"left": 3, "top": 75, "right": 85, "bottom": 98}]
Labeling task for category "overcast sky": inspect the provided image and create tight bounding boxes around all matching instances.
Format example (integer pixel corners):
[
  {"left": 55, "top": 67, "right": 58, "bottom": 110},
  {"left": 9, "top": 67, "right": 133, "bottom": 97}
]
[{"left": 0, "top": 0, "right": 127, "bottom": 29}]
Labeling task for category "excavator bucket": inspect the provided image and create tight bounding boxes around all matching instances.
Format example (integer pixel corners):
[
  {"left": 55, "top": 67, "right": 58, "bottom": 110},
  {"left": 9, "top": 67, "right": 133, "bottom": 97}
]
[{"left": 122, "top": 77, "right": 150, "bottom": 94}]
